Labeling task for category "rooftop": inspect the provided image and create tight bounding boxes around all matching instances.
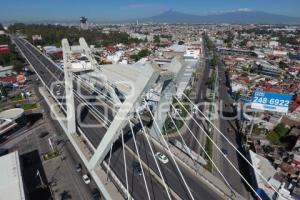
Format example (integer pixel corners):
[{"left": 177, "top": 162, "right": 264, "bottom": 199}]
[
  {"left": 0, "top": 108, "right": 24, "bottom": 120},
  {"left": 0, "top": 151, "right": 25, "bottom": 200}
]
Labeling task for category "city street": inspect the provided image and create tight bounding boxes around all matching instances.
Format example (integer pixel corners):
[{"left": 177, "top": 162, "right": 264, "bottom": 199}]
[{"left": 212, "top": 57, "right": 249, "bottom": 198}]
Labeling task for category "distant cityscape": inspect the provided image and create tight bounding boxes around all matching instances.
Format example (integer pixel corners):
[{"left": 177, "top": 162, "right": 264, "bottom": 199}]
[{"left": 1, "top": 2, "right": 300, "bottom": 200}]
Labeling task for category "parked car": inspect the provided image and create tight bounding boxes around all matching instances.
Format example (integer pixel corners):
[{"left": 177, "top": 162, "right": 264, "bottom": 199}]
[
  {"left": 91, "top": 188, "right": 101, "bottom": 200},
  {"left": 75, "top": 163, "right": 82, "bottom": 172},
  {"left": 55, "top": 90, "right": 61, "bottom": 96},
  {"left": 221, "top": 149, "right": 228, "bottom": 156},
  {"left": 82, "top": 174, "right": 91, "bottom": 184},
  {"left": 155, "top": 152, "right": 169, "bottom": 164},
  {"left": 132, "top": 161, "right": 142, "bottom": 176}
]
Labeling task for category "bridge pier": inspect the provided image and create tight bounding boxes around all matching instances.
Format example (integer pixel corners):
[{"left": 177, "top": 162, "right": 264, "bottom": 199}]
[{"left": 62, "top": 39, "right": 76, "bottom": 135}]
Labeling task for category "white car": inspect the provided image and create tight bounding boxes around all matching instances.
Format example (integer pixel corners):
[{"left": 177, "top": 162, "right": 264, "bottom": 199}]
[
  {"left": 155, "top": 152, "right": 169, "bottom": 164},
  {"left": 55, "top": 90, "right": 61, "bottom": 96},
  {"left": 82, "top": 174, "right": 91, "bottom": 184}
]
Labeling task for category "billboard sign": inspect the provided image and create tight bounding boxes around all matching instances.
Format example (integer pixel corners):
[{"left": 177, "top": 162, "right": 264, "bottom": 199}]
[{"left": 251, "top": 91, "right": 293, "bottom": 113}]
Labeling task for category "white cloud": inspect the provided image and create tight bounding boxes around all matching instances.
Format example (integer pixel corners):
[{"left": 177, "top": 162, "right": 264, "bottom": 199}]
[{"left": 237, "top": 8, "right": 253, "bottom": 12}]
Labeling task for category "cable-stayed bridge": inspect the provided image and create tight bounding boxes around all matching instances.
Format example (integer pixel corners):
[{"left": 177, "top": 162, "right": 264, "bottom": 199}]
[{"left": 12, "top": 36, "right": 285, "bottom": 200}]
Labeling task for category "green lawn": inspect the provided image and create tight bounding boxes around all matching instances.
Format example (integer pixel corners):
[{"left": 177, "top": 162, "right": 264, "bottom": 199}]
[
  {"left": 14, "top": 93, "right": 24, "bottom": 101},
  {"left": 42, "top": 150, "right": 61, "bottom": 161},
  {"left": 163, "top": 115, "right": 184, "bottom": 135},
  {"left": 204, "top": 137, "right": 213, "bottom": 172},
  {"left": 163, "top": 96, "right": 192, "bottom": 135},
  {"left": 274, "top": 123, "right": 289, "bottom": 137},
  {"left": 22, "top": 103, "right": 37, "bottom": 111},
  {"left": 266, "top": 123, "right": 290, "bottom": 145}
]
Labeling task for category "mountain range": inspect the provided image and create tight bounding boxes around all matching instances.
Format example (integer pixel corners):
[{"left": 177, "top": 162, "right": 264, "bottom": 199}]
[
  {"left": 138, "top": 10, "right": 300, "bottom": 24},
  {"left": 2, "top": 10, "right": 300, "bottom": 25}
]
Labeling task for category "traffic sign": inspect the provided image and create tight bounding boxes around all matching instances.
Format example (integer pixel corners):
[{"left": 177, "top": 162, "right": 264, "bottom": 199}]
[{"left": 251, "top": 91, "right": 293, "bottom": 113}]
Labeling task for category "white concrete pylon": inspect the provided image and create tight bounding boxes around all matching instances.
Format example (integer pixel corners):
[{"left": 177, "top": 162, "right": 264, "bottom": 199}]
[
  {"left": 79, "top": 37, "right": 97, "bottom": 70},
  {"left": 62, "top": 38, "right": 76, "bottom": 134},
  {"left": 88, "top": 63, "right": 160, "bottom": 170},
  {"left": 149, "top": 56, "right": 185, "bottom": 139}
]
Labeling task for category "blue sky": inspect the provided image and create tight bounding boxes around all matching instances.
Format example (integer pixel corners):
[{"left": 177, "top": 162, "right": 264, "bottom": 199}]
[{"left": 1, "top": 0, "right": 299, "bottom": 22}]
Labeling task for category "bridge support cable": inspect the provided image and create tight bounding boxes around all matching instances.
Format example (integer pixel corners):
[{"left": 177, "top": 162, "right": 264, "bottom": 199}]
[
  {"left": 128, "top": 121, "right": 151, "bottom": 200},
  {"left": 72, "top": 74, "right": 116, "bottom": 106},
  {"left": 135, "top": 111, "right": 173, "bottom": 200},
  {"left": 106, "top": 144, "right": 113, "bottom": 182},
  {"left": 39, "top": 68, "right": 114, "bottom": 127},
  {"left": 121, "top": 130, "right": 130, "bottom": 199},
  {"left": 167, "top": 113, "right": 190, "bottom": 156},
  {"left": 171, "top": 101, "right": 264, "bottom": 200},
  {"left": 18, "top": 37, "right": 116, "bottom": 124},
  {"left": 143, "top": 102, "right": 195, "bottom": 200},
  {"left": 179, "top": 94, "right": 283, "bottom": 198},
  {"left": 48, "top": 64, "right": 64, "bottom": 84},
  {"left": 167, "top": 111, "right": 236, "bottom": 197},
  {"left": 73, "top": 74, "right": 115, "bottom": 104},
  {"left": 73, "top": 91, "right": 111, "bottom": 127}
]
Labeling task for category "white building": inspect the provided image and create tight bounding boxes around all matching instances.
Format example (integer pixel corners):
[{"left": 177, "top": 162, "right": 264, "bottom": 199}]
[
  {"left": 176, "top": 60, "right": 197, "bottom": 98},
  {"left": 249, "top": 150, "right": 294, "bottom": 200},
  {"left": 0, "top": 108, "right": 25, "bottom": 135},
  {"left": 184, "top": 49, "right": 201, "bottom": 60},
  {"left": 269, "top": 41, "right": 279, "bottom": 48},
  {"left": 106, "top": 51, "right": 124, "bottom": 64},
  {"left": 273, "top": 49, "right": 288, "bottom": 56},
  {"left": 0, "top": 151, "right": 26, "bottom": 200}
]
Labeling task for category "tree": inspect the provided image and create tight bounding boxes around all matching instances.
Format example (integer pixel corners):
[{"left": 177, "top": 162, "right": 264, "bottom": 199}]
[
  {"left": 138, "top": 49, "right": 151, "bottom": 58},
  {"left": 224, "top": 32, "right": 234, "bottom": 45},
  {"left": 8, "top": 24, "right": 142, "bottom": 47},
  {"left": 211, "top": 54, "right": 219, "bottom": 67},
  {"left": 12, "top": 60, "right": 23, "bottom": 72},
  {"left": 153, "top": 35, "right": 160, "bottom": 44},
  {"left": 267, "top": 131, "right": 280, "bottom": 145},
  {"left": 0, "top": 35, "right": 10, "bottom": 45},
  {"left": 279, "top": 61, "right": 288, "bottom": 69},
  {"left": 240, "top": 39, "right": 248, "bottom": 47},
  {"left": 130, "top": 49, "right": 151, "bottom": 62}
]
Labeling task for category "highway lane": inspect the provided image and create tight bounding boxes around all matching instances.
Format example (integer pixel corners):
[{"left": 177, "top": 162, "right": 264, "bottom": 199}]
[
  {"left": 213, "top": 59, "right": 248, "bottom": 197},
  {"left": 182, "top": 55, "right": 211, "bottom": 154},
  {"left": 109, "top": 142, "right": 170, "bottom": 200},
  {"left": 16, "top": 38, "right": 115, "bottom": 122},
  {"left": 125, "top": 132, "right": 223, "bottom": 200},
  {"left": 13, "top": 37, "right": 171, "bottom": 200},
  {"left": 126, "top": 133, "right": 191, "bottom": 200},
  {"left": 14, "top": 37, "right": 109, "bottom": 145}
]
